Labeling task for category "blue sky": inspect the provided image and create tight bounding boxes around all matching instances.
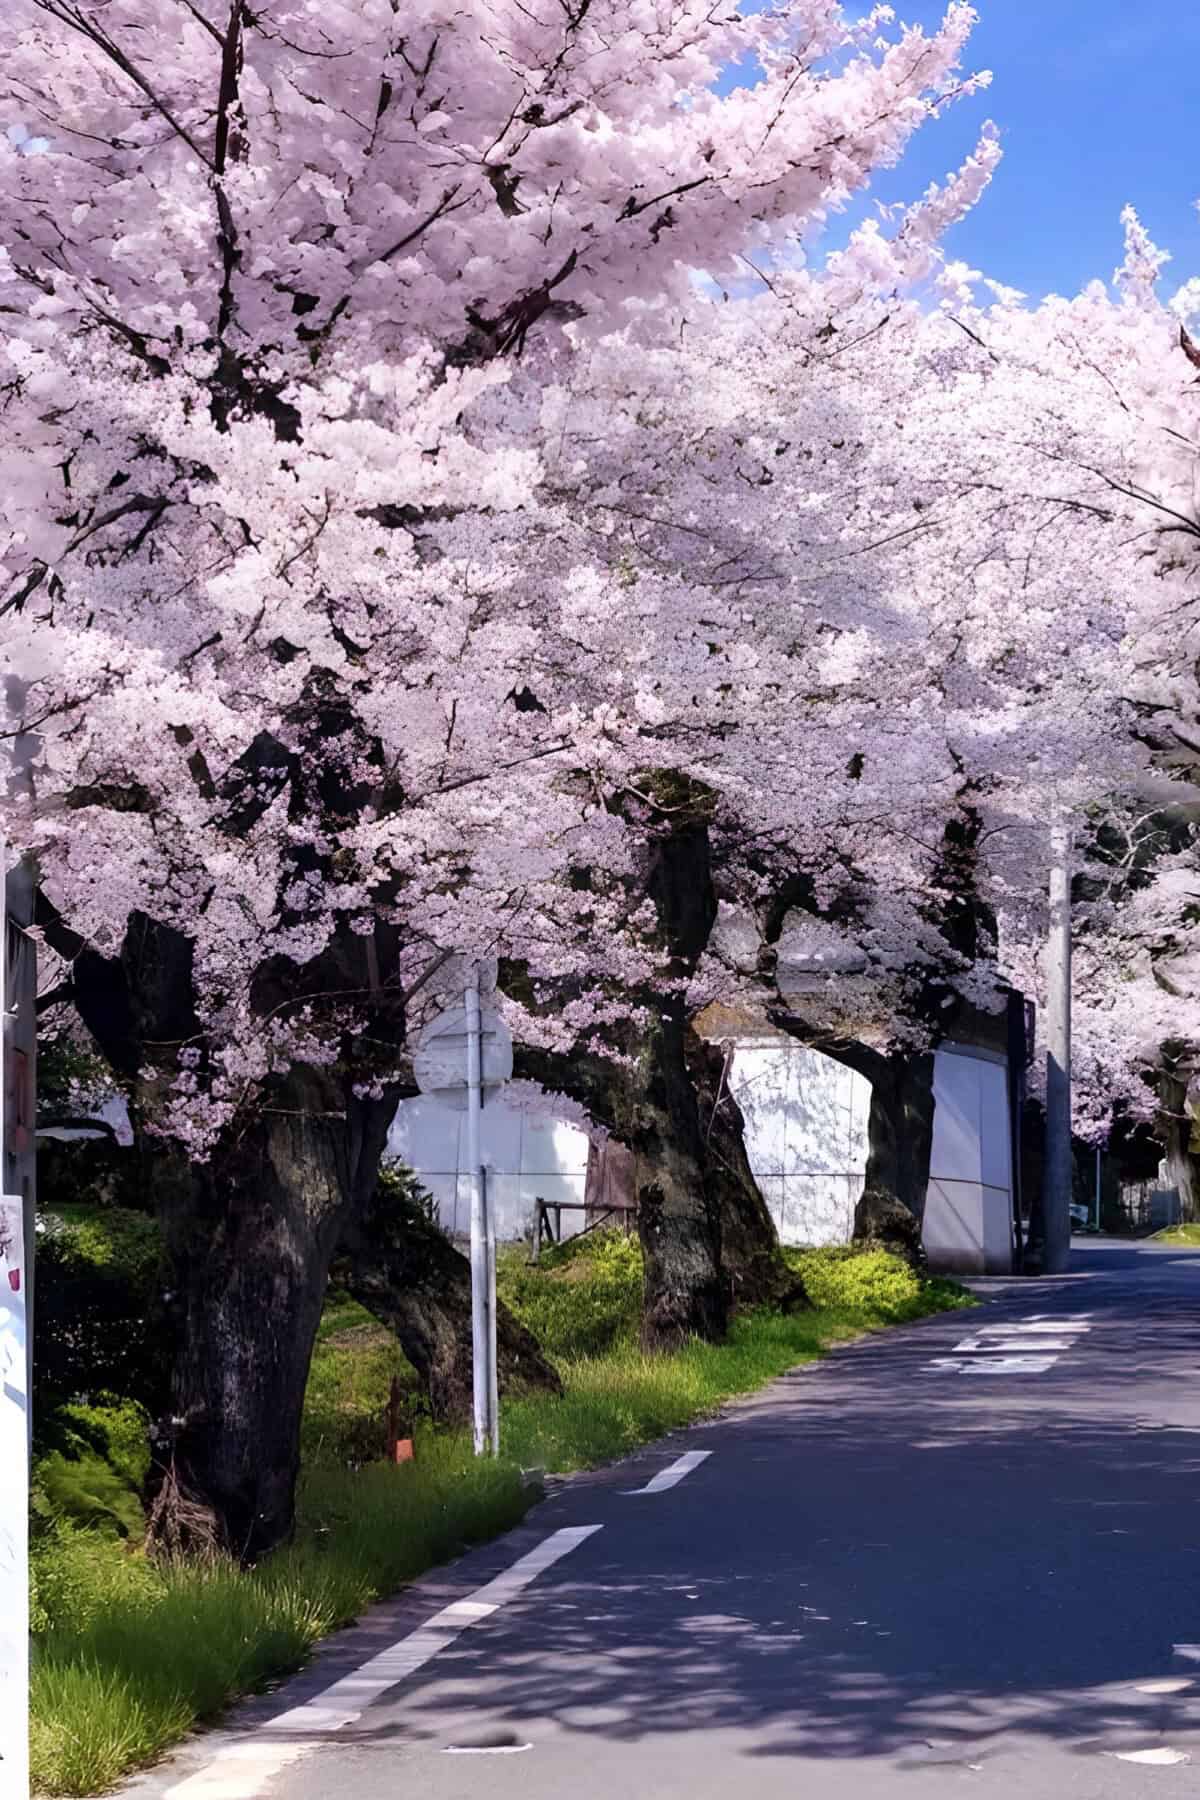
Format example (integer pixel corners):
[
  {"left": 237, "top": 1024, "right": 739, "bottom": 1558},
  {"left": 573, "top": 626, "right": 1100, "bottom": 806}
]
[{"left": 738, "top": 3, "right": 1200, "bottom": 300}]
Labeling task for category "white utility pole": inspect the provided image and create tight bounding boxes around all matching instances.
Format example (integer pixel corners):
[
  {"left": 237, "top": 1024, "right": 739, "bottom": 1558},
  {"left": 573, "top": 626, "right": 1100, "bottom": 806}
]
[
  {"left": 1042, "top": 812, "right": 1074, "bottom": 1274},
  {"left": 412, "top": 968, "right": 507, "bottom": 1457},
  {"left": 464, "top": 969, "right": 497, "bottom": 1455},
  {"left": 484, "top": 1166, "right": 499, "bottom": 1457},
  {"left": 0, "top": 847, "right": 30, "bottom": 1800}
]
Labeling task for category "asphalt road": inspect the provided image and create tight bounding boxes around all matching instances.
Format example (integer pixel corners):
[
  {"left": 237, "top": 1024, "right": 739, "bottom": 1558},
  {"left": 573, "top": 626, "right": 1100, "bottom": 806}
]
[{"left": 130, "top": 1241, "right": 1200, "bottom": 1800}]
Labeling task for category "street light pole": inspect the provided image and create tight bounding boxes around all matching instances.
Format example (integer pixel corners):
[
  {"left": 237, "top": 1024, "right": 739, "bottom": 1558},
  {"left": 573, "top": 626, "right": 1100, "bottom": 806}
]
[{"left": 1042, "top": 812, "right": 1074, "bottom": 1274}]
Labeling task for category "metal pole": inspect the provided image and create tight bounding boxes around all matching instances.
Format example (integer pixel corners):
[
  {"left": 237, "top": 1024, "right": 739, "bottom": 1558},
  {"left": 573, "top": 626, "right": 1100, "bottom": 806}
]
[
  {"left": 1095, "top": 1144, "right": 1102, "bottom": 1234},
  {"left": 484, "top": 1166, "right": 499, "bottom": 1456},
  {"left": 465, "top": 969, "right": 488, "bottom": 1456},
  {"left": 1043, "top": 812, "right": 1073, "bottom": 1274},
  {"left": 0, "top": 844, "right": 30, "bottom": 1800}
]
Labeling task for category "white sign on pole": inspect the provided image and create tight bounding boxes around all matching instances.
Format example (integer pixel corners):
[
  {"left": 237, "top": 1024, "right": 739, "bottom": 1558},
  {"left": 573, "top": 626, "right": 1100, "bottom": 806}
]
[
  {"left": 412, "top": 989, "right": 512, "bottom": 1455},
  {"left": 0, "top": 1191, "right": 28, "bottom": 1799},
  {"left": 412, "top": 1003, "right": 513, "bottom": 1110}
]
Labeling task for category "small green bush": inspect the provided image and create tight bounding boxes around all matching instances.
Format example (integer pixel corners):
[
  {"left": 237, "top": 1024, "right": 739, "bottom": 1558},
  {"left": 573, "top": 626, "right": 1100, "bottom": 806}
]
[
  {"left": 30, "top": 1514, "right": 163, "bottom": 1638},
  {"left": 496, "top": 1229, "right": 642, "bottom": 1357},
  {"left": 34, "top": 1398, "right": 152, "bottom": 1539},
  {"left": 786, "top": 1245, "right": 971, "bottom": 1321},
  {"left": 302, "top": 1297, "right": 419, "bottom": 1467},
  {"left": 34, "top": 1207, "right": 164, "bottom": 1419}
]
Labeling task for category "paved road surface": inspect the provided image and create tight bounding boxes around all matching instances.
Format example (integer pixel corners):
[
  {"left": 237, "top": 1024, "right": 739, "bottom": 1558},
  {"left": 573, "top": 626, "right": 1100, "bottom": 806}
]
[{"left": 127, "top": 1242, "right": 1200, "bottom": 1800}]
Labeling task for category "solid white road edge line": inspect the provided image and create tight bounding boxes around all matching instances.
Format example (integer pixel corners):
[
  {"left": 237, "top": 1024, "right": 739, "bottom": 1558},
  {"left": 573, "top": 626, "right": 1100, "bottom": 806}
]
[
  {"left": 623, "top": 1449, "right": 711, "bottom": 1495},
  {"left": 162, "top": 1524, "right": 603, "bottom": 1800}
]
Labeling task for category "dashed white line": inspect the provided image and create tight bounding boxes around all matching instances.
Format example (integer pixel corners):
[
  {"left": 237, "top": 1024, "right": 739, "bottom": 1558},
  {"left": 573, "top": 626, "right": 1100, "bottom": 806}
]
[
  {"left": 623, "top": 1449, "right": 711, "bottom": 1494},
  {"left": 1109, "top": 1748, "right": 1191, "bottom": 1766},
  {"left": 162, "top": 1525, "right": 601, "bottom": 1799},
  {"left": 443, "top": 1742, "right": 533, "bottom": 1756}
]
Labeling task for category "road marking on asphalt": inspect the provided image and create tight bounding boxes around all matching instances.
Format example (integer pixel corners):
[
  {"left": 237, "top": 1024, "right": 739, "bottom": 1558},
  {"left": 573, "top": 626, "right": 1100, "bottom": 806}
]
[
  {"left": 1136, "top": 1679, "right": 1194, "bottom": 1694},
  {"left": 444, "top": 1744, "right": 533, "bottom": 1755},
  {"left": 623, "top": 1449, "right": 711, "bottom": 1494},
  {"left": 161, "top": 1525, "right": 602, "bottom": 1799},
  {"left": 926, "top": 1316, "right": 1092, "bottom": 1376},
  {"left": 927, "top": 1355, "right": 1059, "bottom": 1375},
  {"left": 1109, "top": 1747, "right": 1191, "bottom": 1765}
]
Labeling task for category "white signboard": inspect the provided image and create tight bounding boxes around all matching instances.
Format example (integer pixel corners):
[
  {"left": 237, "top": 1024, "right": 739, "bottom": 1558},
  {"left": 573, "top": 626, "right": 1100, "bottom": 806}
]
[
  {"left": 0, "top": 1192, "right": 27, "bottom": 1797},
  {"left": 412, "top": 1004, "right": 514, "bottom": 1112}
]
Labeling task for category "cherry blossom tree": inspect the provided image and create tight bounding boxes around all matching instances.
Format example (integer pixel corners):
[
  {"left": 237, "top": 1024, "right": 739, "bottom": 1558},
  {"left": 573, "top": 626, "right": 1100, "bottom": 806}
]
[{"left": 0, "top": 0, "right": 994, "bottom": 1553}]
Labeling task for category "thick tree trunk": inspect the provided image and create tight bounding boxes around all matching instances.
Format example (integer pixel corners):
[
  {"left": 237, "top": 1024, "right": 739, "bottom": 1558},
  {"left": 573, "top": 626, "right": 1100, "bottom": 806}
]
[
  {"left": 861, "top": 1050, "right": 937, "bottom": 1225},
  {"left": 46, "top": 903, "right": 410, "bottom": 1564},
  {"left": 144, "top": 1068, "right": 396, "bottom": 1562},
  {"left": 633, "top": 1011, "right": 728, "bottom": 1349},
  {"left": 335, "top": 1179, "right": 562, "bottom": 1419},
  {"left": 686, "top": 1033, "right": 793, "bottom": 1309},
  {"left": 1159, "top": 1071, "right": 1200, "bottom": 1224},
  {"left": 516, "top": 1020, "right": 785, "bottom": 1334}
]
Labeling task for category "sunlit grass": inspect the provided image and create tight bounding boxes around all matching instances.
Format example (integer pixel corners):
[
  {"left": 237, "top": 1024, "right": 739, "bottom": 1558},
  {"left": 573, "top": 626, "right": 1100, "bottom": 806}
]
[{"left": 1152, "top": 1222, "right": 1200, "bottom": 1246}]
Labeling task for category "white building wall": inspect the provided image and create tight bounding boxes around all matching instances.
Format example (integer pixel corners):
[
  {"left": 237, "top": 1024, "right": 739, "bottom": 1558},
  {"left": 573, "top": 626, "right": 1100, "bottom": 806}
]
[
  {"left": 386, "top": 1095, "right": 590, "bottom": 1242},
  {"left": 389, "top": 1042, "right": 872, "bottom": 1247},
  {"left": 389, "top": 1037, "right": 1014, "bottom": 1270},
  {"left": 726, "top": 1041, "right": 871, "bottom": 1246}
]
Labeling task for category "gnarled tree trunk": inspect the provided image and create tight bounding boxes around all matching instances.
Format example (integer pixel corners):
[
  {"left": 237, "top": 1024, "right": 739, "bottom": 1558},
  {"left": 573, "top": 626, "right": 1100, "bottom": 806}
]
[
  {"left": 144, "top": 1068, "right": 395, "bottom": 1561},
  {"left": 514, "top": 1013, "right": 785, "bottom": 1341},
  {"left": 46, "top": 903, "right": 411, "bottom": 1562},
  {"left": 335, "top": 1179, "right": 562, "bottom": 1418},
  {"left": 687, "top": 1032, "right": 793, "bottom": 1308},
  {"left": 1159, "top": 1070, "right": 1200, "bottom": 1225},
  {"left": 633, "top": 1009, "right": 727, "bottom": 1348}
]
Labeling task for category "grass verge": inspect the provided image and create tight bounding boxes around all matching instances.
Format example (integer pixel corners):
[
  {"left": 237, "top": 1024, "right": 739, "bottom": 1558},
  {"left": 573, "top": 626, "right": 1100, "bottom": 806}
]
[
  {"left": 1151, "top": 1221, "right": 1200, "bottom": 1246},
  {"left": 32, "top": 1240, "right": 970, "bottom": 1796}
]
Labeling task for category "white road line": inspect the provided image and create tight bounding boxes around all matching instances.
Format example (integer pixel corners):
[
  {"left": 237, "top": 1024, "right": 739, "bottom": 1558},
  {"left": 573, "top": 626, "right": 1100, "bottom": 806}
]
[
  {"left": 623, "top": 1449, "right": 711, "bottom": 1495},
  {"left": 162, "top": 1525, "right": 601, "bottom": 1800},
  {"left": 925, "top": 1315, "right": 1093, "bottom": 1375},
  {"left": 1109, "top": 1748, "right": 1191, "bottom": 1766},
  {"left": 971, "top": 1322, "right": 1092, "bottom": 1336},
  {"left": 952, "top": 1337, "right": 1077, "bottom": 1352},
  {"left": 926, "top": 1356, "right": 1059, "bottom": 1375}
]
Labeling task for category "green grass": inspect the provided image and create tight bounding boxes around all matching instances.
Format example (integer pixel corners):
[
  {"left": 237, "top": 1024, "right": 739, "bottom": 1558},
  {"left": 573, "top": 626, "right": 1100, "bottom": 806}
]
[
  {"left": 301, "top": 1293, "right": 420, "bottom": 1466},
  {"left": 31, "top": 1440, "right": 529, "bottom": 1795},
  {"left": 31, "top": 1238, "right": 970, "bottom": 1796},
  {"left": 1152, "top": 1222, "right": 1200, "bottom": 1246}
]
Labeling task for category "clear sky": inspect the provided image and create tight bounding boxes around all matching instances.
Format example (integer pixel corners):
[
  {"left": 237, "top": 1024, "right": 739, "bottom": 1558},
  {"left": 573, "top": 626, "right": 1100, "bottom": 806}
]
[{"left": 743, "top": 2, "right": 1200, "bottom": 300}]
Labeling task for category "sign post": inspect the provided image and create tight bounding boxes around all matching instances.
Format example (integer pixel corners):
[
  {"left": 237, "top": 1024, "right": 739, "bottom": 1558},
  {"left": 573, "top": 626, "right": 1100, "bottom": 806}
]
[{"left": 412, "top": 976, "right": 513, "bottom": 1456}]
